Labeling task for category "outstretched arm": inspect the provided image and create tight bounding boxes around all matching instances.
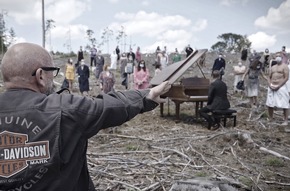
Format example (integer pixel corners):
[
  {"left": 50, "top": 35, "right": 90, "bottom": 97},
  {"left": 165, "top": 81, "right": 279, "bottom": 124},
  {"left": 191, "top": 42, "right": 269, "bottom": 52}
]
[
  {"left": 261, "top": 70, "right": 269, "bottom": 81},
  {"left": 146, "top": 81, "right": 171, "bottom": 103},
  {"left": 242, "top": 68, "right": 249, "bottom": 80}
]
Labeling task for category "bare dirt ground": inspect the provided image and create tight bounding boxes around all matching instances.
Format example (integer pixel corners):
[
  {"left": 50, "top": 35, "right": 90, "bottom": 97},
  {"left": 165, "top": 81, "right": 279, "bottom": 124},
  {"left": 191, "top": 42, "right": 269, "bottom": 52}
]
[
  {"left": 85, "top": 52, "right": 290, "bottom": 191},
  {"left": 1, "top": 52, "right": 290, "bottom": 191}
]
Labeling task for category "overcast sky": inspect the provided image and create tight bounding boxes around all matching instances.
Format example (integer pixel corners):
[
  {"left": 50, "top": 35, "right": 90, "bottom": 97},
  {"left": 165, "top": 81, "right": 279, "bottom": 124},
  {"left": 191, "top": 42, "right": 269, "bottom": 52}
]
[{"left": 1, "top": 0, "right": 289, "bottom": 54}]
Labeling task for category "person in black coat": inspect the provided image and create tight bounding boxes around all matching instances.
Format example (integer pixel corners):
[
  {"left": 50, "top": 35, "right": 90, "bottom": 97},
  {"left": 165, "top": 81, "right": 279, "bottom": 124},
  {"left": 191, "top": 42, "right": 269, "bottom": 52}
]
[
  {"left": 212, "top": 54, "right": 226, "bottom": 80},
  {"left": 199, "top": 70, "right": 230, "bottom": 130},
  {"left": 241, "top": 48, "right": 248, "bottom": 63},
  {"left": 76, "top": 46, "right": 84, "bottom": 68},
  {"left": 77, "top": 59, "right": 90, "bottom": 96},
  {"left": 116, "top": 45, "right": 120, "bottom": 61},
  {"left": 185, "top": 44, "right": 193, "bottom": 57},
  {"left": 127, "top": 48, "right": 136, "bottom": 63}
]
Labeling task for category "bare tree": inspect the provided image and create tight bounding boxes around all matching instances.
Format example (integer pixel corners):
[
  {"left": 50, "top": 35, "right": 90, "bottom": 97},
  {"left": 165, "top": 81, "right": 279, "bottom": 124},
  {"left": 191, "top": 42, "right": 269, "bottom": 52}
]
[
  {"left": 45, "top": 19, "right": 55, "bottom": 51},
  {"left": 5, "top": 28, "right": 16, "bottom": 47},
  {"left": 116, "top": 26, "right": 127, "bottom": 53},
  {"left": 42, "top": 0, "right": 45, "bottom": 48},
  {"left": 0, "top": 10, "right": 8, "bottom": 55},
  {"left": 101, "top": 27, "right": 113, "bottom": 53},
  {"left": 63, "top": 28, "right": 72, "bottom": 54},
  {"left": 86, "top": 29, "right": 97, "bottom": 50}
]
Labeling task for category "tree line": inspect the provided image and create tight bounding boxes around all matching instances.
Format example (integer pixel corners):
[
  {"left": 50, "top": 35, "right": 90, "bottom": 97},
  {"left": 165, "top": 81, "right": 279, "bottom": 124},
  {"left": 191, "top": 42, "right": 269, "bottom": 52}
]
[{"left": 0, "top": 11, "right": 16, "bottom": 55}]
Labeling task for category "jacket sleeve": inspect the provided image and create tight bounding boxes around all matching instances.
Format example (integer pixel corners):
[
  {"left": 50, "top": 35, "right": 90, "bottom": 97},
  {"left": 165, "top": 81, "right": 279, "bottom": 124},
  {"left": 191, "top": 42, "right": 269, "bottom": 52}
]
[
  {"left": 207, "top": 83, "right": 214, "bottom": 105},
  {"left": 60, "top": 89, "right": 158, "bottom": 138}
]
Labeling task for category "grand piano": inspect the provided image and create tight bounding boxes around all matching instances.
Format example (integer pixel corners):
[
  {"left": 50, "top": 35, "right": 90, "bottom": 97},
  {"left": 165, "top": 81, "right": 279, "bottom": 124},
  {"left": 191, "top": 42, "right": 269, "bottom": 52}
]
[{"left": 150, "top": 49, "right": 209, "bottom": 120}]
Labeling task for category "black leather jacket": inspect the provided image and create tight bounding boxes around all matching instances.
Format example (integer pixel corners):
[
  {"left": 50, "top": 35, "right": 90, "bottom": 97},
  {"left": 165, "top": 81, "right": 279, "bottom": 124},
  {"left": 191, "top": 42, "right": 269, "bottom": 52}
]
[{"left": 0, "top": 89, "right": 157, "bottom": 191}]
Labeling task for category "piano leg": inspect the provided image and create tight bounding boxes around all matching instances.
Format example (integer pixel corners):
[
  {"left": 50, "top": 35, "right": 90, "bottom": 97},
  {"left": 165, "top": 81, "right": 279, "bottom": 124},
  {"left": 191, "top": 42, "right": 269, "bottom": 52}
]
[
  {"left": 195, "top": 101, "right": 204, "bottom": 119},
  {"left": 173, "top": 101, "right": 181, "bottom": 120},
  {"left": 160, "top": 103, "right": 164, "bottom": 117},
  {"left": 167, "top": 98, "right": 170, "bottom": 115},
  {"left": 195, "top": 102, "right": 199, "bottom": 119}
]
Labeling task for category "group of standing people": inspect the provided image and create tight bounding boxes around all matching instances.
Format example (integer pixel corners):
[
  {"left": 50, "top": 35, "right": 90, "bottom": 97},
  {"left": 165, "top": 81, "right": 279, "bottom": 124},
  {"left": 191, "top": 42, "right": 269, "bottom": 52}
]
[
  {"left": 65, "top": 57, "right": 90, "bottom": 96},
  {"left": 233, "top": 46, "right": 290, "bottom": 126},
  {"left": 69, "top": 45, "right": 152, "bottom": 95},
  {"left": 200, "top": 46, "right": 289, "bottom": 130},
  {"left": 119, "top": 47, "right": 150, "bottom": 90},
  {"left": 64, "top": 43, "right": 198, "bottom": 97}
]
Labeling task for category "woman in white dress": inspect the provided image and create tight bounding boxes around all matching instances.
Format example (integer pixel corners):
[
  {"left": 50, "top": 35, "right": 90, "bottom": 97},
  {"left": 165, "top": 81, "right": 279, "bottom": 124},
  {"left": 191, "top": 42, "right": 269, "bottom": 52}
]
[
  {"left": 233, "top": 61, "right": 246, "bottom": 93},
  {"left": 160, "top": 51, "right": 168, "bottom": 70},
  {"left": 110, "top": 50, "right": 118, "bottom": 70}
]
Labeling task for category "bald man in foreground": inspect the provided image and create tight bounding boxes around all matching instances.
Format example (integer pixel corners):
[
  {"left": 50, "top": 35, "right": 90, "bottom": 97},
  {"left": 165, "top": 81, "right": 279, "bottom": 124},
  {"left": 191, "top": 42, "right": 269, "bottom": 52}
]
[{"left": 0, "top": 43, "right": 170, "bottom": 191}]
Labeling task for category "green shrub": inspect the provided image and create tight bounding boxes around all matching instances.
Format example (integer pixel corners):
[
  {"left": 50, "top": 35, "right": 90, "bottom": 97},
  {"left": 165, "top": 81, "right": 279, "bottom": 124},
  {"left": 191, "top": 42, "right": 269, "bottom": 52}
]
[{"left": 265, "top": 157, "right": 284, "bottom": 167}]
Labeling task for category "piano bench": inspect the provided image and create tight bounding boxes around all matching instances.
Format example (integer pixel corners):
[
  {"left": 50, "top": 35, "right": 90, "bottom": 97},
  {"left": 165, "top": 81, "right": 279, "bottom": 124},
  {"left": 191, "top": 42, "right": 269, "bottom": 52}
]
[
  {"left": 210, "top": 109, "right": 237, "bottom": 127},
  {"left": 189, "top": 95, "right": 208, "bottom": 102}
]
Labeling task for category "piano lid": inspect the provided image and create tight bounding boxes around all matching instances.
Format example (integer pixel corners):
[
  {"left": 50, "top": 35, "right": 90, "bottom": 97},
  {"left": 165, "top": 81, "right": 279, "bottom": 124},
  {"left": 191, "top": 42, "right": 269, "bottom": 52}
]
[{"left": 150, "top": 49, "right": 208, "bottom": 86}]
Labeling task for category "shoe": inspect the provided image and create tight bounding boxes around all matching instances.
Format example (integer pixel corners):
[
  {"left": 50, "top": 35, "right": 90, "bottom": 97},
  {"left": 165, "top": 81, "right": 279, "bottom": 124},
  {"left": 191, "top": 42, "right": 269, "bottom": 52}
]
[
  {"left": 281, "top": 121, "right": 288, "bottom": 126},
  {"left": 211, "top": 123, "right": 220, "bottom": 131},
  {"left": 207, "top": 122, "right": 212, "bottom": 130}
]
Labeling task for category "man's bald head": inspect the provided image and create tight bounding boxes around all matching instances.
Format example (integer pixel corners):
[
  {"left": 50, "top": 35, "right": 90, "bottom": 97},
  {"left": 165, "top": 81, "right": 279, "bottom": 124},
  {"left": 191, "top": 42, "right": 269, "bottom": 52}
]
[{"left": 1, "top": 42, "right": 53, "bottom": 83}]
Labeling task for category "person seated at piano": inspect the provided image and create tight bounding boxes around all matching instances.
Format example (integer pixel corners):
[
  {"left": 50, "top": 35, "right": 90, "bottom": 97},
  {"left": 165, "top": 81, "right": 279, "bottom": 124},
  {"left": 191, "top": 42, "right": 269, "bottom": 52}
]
[{"left": 199, "top": 70, "right": 230, "bottom": 130}]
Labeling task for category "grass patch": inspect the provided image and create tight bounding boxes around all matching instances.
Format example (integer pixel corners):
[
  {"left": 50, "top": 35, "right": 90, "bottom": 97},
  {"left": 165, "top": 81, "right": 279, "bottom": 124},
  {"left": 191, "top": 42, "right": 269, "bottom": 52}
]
[
  {"left": 265, "top": 157, "right": 284, "bottom": 167},
  {"left": 126, "top": 144, "right": 138, "bottom": 151},
  {"left": 261, "top": 111, "right": 268, "bottom": 118},
  {"left": 238, "top": 176, "right": 252, "bottom": 187},
  {"left": 195, "top": 171, "right": 207, "bottom": 177}
]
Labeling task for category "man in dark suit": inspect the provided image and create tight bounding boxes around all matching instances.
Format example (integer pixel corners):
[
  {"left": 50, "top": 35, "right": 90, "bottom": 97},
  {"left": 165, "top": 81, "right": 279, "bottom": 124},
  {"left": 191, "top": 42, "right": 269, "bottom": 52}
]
[
  {"left": 185, "top": 44, "right": 194, "bottom": 57},
  {"left": 199, "top": 70, "right": 230, "bottom": 130},
  {"left": 212, "top": 53, "right": 226, "bottom": 80},
  {"left": 127, "top": 48, "right": 136, "bottom": 63}
]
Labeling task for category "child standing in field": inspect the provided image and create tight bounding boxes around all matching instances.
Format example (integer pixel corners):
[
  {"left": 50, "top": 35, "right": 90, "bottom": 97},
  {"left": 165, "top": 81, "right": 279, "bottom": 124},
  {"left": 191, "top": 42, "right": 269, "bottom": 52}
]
[{"left": 154, "top": 63, "right": 161, "bottom": 77}]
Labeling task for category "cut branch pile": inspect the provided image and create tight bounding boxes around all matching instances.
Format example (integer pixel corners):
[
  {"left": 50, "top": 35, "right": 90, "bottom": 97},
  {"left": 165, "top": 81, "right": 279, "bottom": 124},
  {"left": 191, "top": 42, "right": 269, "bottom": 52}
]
[{"left": 87, "top": 122, "right": 290, "bottom": 191}]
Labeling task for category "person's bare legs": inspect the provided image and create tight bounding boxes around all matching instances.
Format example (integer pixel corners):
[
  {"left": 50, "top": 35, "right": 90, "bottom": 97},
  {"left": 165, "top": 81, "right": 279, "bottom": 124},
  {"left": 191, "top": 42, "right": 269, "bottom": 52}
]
[
  {"left": 69, "top": 80, "right": 73, "bottom": 92},
  {"left": 282, "top": 108, "right": 289, "bottom": 126},
  {"left": 253, "top": 96, "right": 258, "bottom": 107},
  {"left": 288, "top": 94, "right": 290, "bottom": 119},
  {"left": 250, "top": 96, "right": 257, "bottom": 108},
  {"left": 249, "top": 97, "right": 253, "bottom": 107},
  {"left": 268, "top": 107, "right": 274, "bottom": 122}
]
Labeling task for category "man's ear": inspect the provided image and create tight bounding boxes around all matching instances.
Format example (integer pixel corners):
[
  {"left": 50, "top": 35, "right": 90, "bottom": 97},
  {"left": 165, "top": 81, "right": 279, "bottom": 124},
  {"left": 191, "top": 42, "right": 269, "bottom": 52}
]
[{"left": 35, "top": 69, "right": 46, "bottom": 87}]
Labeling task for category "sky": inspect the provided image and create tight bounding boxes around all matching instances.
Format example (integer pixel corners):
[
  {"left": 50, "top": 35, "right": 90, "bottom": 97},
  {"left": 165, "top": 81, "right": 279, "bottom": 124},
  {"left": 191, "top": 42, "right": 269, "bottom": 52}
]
[{"left": 0, "top": 0, "right": 290, "bottom": 54}]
